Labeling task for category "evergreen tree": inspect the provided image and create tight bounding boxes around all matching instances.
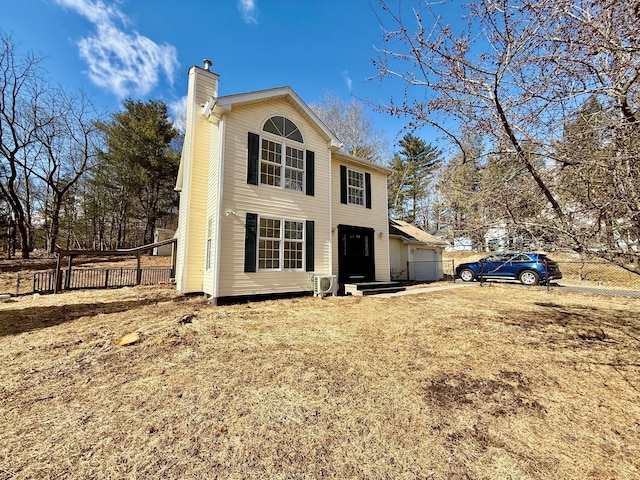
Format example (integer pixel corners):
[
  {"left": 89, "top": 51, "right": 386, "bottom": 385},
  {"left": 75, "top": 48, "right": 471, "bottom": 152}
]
[
  {"left": 388, "top": 133, "right": 442, "bottom": 226},
  {"left": 91, "top": 99, "right": 180, "bottom": 248}
]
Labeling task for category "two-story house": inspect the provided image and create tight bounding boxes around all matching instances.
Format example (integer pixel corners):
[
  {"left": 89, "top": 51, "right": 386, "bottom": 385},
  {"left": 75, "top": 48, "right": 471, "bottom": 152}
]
[{"left": 175, "top": 61, "right": 391, "bottom": 303}]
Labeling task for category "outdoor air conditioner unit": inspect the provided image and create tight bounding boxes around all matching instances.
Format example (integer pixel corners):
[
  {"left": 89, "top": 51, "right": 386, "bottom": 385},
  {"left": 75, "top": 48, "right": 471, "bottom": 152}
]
[{"left": 313, "top": 274, "right": 337, "bottom": 297}]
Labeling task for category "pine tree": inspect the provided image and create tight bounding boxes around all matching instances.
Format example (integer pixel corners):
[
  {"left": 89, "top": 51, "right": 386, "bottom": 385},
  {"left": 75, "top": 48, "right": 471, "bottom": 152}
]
[
  {"left": 388, "top": 134, "right": 442, "bottom": 226},
  {"left": 90, "top": 99, "right": 180, "bottom": 248}
]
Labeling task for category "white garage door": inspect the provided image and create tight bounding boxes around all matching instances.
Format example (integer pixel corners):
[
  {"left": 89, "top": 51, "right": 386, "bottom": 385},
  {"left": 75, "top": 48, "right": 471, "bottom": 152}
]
[{"left": 413, "top": 248, "right": 438, "bottom": 281}]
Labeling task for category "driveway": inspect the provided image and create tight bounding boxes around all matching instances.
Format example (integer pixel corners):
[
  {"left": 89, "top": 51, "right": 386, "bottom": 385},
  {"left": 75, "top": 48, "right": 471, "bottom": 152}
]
[{"left": 375, "top": 282, "right": 476, "bottom": 297}]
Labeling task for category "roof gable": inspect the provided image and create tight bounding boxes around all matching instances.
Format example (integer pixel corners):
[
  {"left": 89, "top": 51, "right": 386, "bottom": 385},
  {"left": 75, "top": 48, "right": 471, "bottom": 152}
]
[
  {"left": 333, "top": 150, "right": 393, "bottom": 175},
  {"left": 210, "top": 86, "right": 342, "bottom": 148},
  {"left": 389, "top": 219, "right": 448, "bottom": 246}
]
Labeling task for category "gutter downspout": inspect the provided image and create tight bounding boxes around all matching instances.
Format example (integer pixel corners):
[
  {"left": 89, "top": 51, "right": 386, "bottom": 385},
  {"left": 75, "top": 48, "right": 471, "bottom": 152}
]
[
  {"left": 328, "top": 144, "right": 333, "bottom": 276},
  {"left": 384, "top": 174, "right": 391, "bottom": 281}
]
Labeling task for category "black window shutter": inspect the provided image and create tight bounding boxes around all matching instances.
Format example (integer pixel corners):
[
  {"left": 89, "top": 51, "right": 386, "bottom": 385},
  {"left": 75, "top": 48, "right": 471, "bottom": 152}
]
[
  {"left": 365, "top": 172, "right": 372, "bottom": 209},
  {"left": 247, "top": 132, "right": 259, "bottom": 185},
  {"left": 305, "top": 220, "right": 314, "bottom": 272},
  {"left": 244, "top": 213, "right": 258, "bottom": 272},
  {"left": 340, "top": 165, "right": 347, "bottom": 204},
  {"left": 305, "top": 151, "right": 314, "bottom": 196}
]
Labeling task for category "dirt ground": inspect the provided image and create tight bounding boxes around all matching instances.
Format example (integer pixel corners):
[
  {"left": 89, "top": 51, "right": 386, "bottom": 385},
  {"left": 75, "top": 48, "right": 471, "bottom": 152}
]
[
  {"left": 1, "top": 282, "right": 639, "bottom": 479},
  {"left": 0, "top": 253, "right": 172, "bottom": 295}
]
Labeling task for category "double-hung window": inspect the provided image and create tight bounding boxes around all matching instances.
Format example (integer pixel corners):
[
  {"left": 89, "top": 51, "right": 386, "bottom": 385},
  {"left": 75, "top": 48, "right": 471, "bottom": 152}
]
[
  {"left": 258, "top": 217, "right": 282, "bottom": 269},
  {"left": 347, "top": 169, "right": 365, "bottom": 206},
  {"left": 258, "top": 217, "right": 304, "bottom": 270},
  {"left": 260, "top": 139, "right": 282, "bottom": 187},
  {"left": 284, "top": 146, "right": 304, "bottom": 191},
  {"left": 339, "top": 165, "right": 371, "bottom": 209}
]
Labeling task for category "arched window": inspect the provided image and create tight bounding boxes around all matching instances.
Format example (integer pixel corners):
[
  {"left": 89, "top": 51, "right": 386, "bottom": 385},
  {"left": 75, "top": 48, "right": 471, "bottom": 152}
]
[
  {"left": 247, "top": 117, "right": 314, "bottom": 195},
  {"left": 262, "top": 116, "right": 304, "bottom": 143},
  {"left": 256, "top": 116, "right": 307, "bottom": 192}
]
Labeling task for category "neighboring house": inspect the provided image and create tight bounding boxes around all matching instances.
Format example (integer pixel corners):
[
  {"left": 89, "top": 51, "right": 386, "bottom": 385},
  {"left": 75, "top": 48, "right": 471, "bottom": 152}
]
[
  {"left": 445, "top": 237, "right": 477, "bottom": 252},
  {"left": 174, "top": 62, "right": 392, "bottom": 302},
  {"left": 484, "top": 223, "right": 525, "bottom": 252},
  {"left": 153, "top": 228, "right": 175, "bottom": 256},
  {"left": 389, "top": 219, "right": 448, "bottom": 282}
]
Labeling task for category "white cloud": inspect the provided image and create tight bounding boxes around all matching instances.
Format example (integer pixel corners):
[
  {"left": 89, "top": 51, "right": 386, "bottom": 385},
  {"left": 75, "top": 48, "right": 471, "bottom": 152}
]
[
  {"left": 168, "top": 95, "right": 188, "bottom": 134},
  {"left": 343, "top": 70, "right": 353, "bottom": 91},
  {"left": 238, "top": 0, "right": 258, "bottom": 24},
  {"left": 55, "top": 0, "right": 178, "bottom": 98}
]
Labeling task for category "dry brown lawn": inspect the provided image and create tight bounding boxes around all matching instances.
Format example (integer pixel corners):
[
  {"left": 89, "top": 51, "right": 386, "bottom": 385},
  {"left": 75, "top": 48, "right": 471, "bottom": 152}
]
[{"left": 1, "top": 283, "right": 640, "bottom": 479}]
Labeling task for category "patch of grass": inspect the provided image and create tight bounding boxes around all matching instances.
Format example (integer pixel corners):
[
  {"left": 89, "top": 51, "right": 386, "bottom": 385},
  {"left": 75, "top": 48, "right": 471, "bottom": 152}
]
[{"left": 1, "top": 285, "right": 640, "bottom": 478}]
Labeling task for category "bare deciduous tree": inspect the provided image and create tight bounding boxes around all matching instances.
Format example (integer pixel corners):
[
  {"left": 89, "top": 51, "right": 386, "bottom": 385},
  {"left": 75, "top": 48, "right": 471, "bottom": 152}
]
[
  {"left": 29, "top": 89, "right": 102, "bottom": 253},
  {"left": 310, "top": 92, "right": 388, "bottom": 163},
  {"left": 0, "top": 33, "right": 47, "bottom": 258},
  {"left": 373, "top": 0, "right": 640, "bottom": 271}
]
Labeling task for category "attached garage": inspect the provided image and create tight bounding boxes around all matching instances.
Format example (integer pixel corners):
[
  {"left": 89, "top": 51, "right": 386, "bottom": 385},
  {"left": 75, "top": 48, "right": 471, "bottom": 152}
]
[{"left": 388, "top": 219, "right": 448, "bottom": 282}]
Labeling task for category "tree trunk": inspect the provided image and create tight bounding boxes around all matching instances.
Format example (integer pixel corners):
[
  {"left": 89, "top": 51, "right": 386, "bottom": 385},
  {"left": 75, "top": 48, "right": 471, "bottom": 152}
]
[{"left": 47, "top": 192, "right": 64, "bottom": 254}]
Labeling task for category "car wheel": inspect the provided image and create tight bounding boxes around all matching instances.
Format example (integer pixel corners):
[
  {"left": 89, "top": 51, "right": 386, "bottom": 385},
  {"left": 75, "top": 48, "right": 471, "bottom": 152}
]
[
  {"left": 459, "top": 268, "right": 475, "bottom": 282},
  {"left": 519, "top": 270, "right": 539, "bottom": 286}
]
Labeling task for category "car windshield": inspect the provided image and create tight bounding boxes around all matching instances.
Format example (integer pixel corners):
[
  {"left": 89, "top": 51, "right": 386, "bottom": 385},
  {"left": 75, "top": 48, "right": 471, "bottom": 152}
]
[
  {"left": 482, "top": 254, "right": 506, "bottom": 262},
  {"left": 482, "top": 253, "right": 525, "bottom": 262}
]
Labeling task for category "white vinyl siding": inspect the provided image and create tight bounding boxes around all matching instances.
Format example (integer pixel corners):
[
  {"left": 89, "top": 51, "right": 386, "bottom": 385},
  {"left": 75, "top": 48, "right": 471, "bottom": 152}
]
[
  {"left": 332, "top": 155, "right": 391, "bottom": 283},
  {"left": 389, "top": 237, "right": 409, "bottom": 281},
  {"left": 175, "top": 68, "right": 216, "bottom": 293},
  {"left": 205, "top": 216, "right": 214, "bottom": 271},
  {"left": 216, "top": 99, "right": 332, "bottom": 297}
]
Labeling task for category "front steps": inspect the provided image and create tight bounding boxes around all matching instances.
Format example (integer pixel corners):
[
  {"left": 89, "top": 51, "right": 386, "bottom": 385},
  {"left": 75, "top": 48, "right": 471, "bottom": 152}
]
[{"left": 344, "top": 281, "right": 406, "bottom": 296}]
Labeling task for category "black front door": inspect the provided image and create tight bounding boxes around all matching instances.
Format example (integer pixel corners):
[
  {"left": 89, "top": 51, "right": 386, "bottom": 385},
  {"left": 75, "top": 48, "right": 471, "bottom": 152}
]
[{"left": 338, "top": 225, "right": 375, "bottom": 283}]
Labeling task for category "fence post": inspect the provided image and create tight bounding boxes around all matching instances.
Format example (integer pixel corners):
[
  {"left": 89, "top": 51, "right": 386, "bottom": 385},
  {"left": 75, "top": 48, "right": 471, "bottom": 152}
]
[
  {"left": 65, "top": 255, "right": 74, "bottom": 290},
  {"left": 136, "top": 253, "right": 142, "bottom": 285},
  {"left": 54, "top": 253, "right": 62, "bottom": 293}
]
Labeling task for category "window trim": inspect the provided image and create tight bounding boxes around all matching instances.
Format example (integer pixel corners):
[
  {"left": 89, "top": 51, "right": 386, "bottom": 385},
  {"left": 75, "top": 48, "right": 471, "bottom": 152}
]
[
  {"left": 347, "top": 167, "right": 365, "bottom": 207},
  {"left": 259, "top": 134, "right": 306, "bottom": 193},
  {"left": 205, "top": 216, "right": 214, "bottom": 271},
  {"left": 258, "top": 115, "right": 306, "bottom": 194},
  {"left": 262, "top": 115, "right": 304, "bottom": 143},
  {"left": 340, "top": 165, "right": 371, "bottom": 209},
  {"left": 257, "top": 215, "right": 306, "bottom": 272}
]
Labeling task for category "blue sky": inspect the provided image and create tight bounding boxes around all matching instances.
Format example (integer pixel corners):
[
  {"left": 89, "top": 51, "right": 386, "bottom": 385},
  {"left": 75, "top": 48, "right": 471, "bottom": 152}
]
[{"left": 2, "top": 0, "right": 441, "bottom": 154}]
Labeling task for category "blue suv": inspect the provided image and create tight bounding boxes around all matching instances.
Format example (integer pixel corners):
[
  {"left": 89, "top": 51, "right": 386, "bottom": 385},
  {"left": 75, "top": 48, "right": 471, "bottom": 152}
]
[{"left": 455, "top": 252, "right": 562, "bottom": 285}]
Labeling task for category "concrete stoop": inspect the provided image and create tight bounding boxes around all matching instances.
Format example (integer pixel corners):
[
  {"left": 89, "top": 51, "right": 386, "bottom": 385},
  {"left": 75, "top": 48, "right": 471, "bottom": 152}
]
[{"left": 344, "top": 281, "right": 406, "bottom": 296}]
